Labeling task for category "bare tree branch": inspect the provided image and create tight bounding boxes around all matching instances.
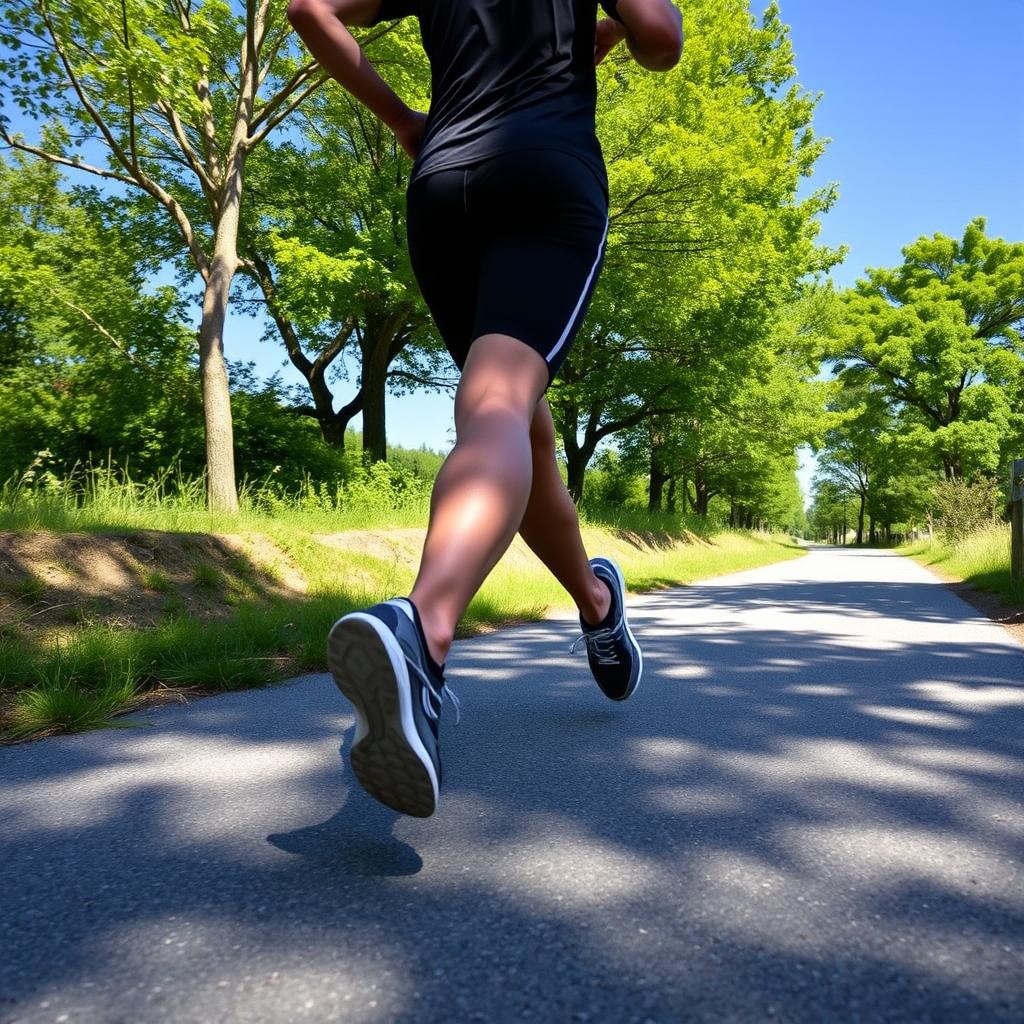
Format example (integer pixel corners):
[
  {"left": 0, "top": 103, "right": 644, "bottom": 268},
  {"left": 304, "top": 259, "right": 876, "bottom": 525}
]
[
  {"left": 45, "top": 287, "right": 142, "bottom": 366},
  {"left": 155, "top": 99, "right": 218, "bottom": 199},
  {"left": 0, "top": 129, "right": 136, "bottom": 186},
  {"left": 247, "top": 71, "right": 329, "bottom": 147}
]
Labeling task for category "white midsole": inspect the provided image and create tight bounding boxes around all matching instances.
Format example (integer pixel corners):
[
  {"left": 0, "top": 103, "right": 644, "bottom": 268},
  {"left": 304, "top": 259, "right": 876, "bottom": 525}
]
[{"left": 327, "top": 611, "right": 440, "bottom": 806}]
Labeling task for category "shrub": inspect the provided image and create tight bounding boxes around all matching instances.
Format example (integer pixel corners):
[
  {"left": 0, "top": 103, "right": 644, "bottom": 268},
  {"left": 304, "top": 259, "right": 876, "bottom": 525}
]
[{"left": 932, "top": 478, "right": 1000, "bottom": 545}]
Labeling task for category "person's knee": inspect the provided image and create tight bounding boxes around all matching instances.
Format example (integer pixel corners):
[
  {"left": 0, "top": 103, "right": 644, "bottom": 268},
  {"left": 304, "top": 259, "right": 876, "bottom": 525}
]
[{"left": 454, "top": 334, "right": 548, "bottom": 435}]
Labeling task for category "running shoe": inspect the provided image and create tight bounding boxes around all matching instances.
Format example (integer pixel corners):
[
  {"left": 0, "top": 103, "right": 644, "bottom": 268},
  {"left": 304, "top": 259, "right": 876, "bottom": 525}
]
[
  {"left": 570, "top": 556, "right": 643, "bottom": 701},
  {"left": 327, "top": 599, "right": 459, "bottom": 817}
]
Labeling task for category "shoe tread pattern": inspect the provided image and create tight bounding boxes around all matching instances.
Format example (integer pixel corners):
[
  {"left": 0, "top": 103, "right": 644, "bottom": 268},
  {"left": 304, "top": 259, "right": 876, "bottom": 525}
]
[{"left": 328, "top": 618, "right": 437, "bottom": 818}]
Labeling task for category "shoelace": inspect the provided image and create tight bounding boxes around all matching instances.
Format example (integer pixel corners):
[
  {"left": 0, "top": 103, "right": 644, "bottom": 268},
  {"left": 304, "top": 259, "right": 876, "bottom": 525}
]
[
  {"left": 570, "top": 619, "right": 624, "bottom": 666},
  {"left": 408, "top": 659, "right": 462, "bottom": 724}
]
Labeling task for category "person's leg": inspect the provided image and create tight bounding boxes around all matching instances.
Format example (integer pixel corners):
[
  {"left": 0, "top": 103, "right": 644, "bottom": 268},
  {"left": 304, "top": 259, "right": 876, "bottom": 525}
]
[
  {"left": 408, "top": 332, "right": 549, "bottom": 665},
  {"left": 517, "top": 398, "right": 611, "bottom": 626}
]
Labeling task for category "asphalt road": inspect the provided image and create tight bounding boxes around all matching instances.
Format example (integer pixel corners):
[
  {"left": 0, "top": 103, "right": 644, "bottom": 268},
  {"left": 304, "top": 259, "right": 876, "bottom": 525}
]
[{"left": 2, "top": 546, "right": 1023, "bottom": 1023}]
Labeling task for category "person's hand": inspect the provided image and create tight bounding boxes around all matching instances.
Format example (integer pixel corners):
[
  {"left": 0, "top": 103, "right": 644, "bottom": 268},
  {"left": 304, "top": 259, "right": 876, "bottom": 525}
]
[
  {"left": 595, "top": 17, "right": 627, "bottom": 65},
  {"left": 392, "top": 108, "right": 427, "bottom": 159}
]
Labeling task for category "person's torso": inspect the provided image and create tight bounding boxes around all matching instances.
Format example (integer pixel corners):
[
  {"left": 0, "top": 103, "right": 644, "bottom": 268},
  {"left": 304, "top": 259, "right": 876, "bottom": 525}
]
[{"left": 411, "top": 0, "right": 607, "bottom": 196}]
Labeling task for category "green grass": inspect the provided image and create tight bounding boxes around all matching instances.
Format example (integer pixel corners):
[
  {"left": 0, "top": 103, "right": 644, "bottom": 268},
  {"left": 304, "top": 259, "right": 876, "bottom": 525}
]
[
  {"left": 0, "top": 461, "right": 432, "bottom": 535},
  {"left": 10, "top": 573, "right": 47, "bottom": 602},
  {"left": 190, "top": 563, "right": 223, "bottom": 591},
  {"left": 141, "top": 569, "right": 171, "bottom": 593},
  {"left": 1, "top": 527, "right": 805, "bottom": 742},
  {"left": 0, "top": 593, "right": 368, "bottom": 738},
  {"left": 900, "top": 524, "right": 1024, "bottom": 606},
  {"left": 1, "top": 466, "right": 807, "bottom": 741}
]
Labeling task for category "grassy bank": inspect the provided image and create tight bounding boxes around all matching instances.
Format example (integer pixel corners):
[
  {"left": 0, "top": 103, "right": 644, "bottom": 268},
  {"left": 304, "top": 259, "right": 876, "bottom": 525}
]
[
  {"left": 1, "top": 514, "right": 803, "bottom": 740},
  {"left": 900, "top": 524, "right": 1024, "bottom": 606}
]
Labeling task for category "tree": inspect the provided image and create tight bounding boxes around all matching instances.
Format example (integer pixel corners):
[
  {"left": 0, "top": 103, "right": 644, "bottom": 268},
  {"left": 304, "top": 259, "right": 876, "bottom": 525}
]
[
  {"left": 236, "top": 43, "right": 445, "bottom": 462},
  {"left": 0, "top": 154, "right": 200, "bottom": 479},
  {"left": 814, "top": 384, "right": 896, "bottom": 545},
  {"left": 829, "top": 219, "right": 1024, "bottom": 482},
  {"left": 0, "top": 0, "right": 393, "bottom": 507},
  {"left": 808, "top": 479, "right": 858, "bottom": 545},
  {"left": 548, "top": 0, "right": 838, "bottom": 501}
]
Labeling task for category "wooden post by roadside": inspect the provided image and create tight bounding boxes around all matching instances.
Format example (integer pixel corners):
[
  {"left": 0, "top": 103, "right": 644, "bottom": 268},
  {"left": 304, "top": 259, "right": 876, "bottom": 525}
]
[{"left": 1012, "top": 458, "right": 1024, "bottom": 581}]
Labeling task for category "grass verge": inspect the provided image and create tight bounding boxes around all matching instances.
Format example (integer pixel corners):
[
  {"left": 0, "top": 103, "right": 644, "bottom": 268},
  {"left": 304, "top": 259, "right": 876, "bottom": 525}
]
[
  {"left": 899, "top": 524, "right": 1024, "bottom": 607},
  {"left": 1, "top": 524, "right": 804, "bottom": 741}
]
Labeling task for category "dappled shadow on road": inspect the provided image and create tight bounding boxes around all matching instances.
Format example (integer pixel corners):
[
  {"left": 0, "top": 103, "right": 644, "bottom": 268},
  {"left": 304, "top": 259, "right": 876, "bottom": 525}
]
[
  {"left": 267, "top": 729, "right": 422, "bottom": 877},
  {"left": 2, "top": 562, "right": 1023, "bottom": 1022}
]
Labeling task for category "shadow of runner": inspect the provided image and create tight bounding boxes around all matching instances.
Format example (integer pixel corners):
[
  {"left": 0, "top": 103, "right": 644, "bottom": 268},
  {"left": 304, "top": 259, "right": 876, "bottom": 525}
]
[{"left": 267, "top": 732, "right": 423, "bottom": 877}]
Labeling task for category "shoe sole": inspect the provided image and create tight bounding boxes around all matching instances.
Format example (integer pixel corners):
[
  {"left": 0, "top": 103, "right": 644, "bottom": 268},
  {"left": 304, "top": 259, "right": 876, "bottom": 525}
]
[
  {"left": 326, "top": 612, "right": 439, "bottom": 818},
  {"left": 594, "top": 556, "right": 643, "bottom": 701}
]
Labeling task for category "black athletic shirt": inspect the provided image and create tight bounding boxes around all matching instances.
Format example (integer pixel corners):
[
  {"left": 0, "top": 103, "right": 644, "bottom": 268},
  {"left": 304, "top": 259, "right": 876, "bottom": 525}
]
[{"left": 369, "top": 0, "right": 625, "bottom": 200}]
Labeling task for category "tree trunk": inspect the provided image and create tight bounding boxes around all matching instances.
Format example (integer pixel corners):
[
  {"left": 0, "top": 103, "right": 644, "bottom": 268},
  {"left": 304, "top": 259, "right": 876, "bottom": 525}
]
[
  {"left": 694, "top": 481, "right": 710, "bottom": 517},
  {"left": 556, "top": 401, "right": 600, "bottom": 504},
  {"left": 565, "top": 447, "right": 589, "bottom": 504},
  {"left": 942, "top": 454, "right": 962, "bottom": 481},
  {"left": 666, "top": 477, "right": 677, "bottom": 514},
  {"left": 198, "top": 265, "right": 238, "bottom": 512},
  {"left": 197, "top": 154, "right": 246, "bottom": 512},
  {"left": 361, "top": 384, "right": 387, "bottom": 463},
  {"left": 359, "top": 312, "right": 410, "bottom": 464},
  {"left": 648, "top": 459, "right": 667, "bottom": 513},
  {"left": 322, "top": 415, "right": 350, "bottom": 449},
  {"left": 856, "top": 492, "right": 865, "bottom": 545}
]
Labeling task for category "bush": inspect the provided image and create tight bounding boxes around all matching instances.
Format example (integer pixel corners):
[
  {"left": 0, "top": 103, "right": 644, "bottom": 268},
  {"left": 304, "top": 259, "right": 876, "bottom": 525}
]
[
  {"left": 932, "top": 478, "right": 1000, "bottom": 545},
  {"left": 582, "top": 450, "right": 646, "bottom": 510}
]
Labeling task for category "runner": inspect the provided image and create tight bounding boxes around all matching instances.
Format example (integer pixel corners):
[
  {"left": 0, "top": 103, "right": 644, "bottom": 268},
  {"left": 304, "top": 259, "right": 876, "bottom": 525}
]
[{"left": 288, "top": 0, "right": 683, "bottom": 816}]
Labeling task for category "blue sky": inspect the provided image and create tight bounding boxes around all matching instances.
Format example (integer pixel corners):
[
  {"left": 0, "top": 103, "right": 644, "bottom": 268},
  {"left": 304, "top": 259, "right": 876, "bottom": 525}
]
[{"left": 217, "top": 2, "right": 1024, "bottom": 490}]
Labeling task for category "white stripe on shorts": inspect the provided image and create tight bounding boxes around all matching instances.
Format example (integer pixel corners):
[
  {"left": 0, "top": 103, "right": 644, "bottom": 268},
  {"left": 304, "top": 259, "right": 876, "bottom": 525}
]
[{"left": 544, "top": 214, "right": 610, "bottom": 365}]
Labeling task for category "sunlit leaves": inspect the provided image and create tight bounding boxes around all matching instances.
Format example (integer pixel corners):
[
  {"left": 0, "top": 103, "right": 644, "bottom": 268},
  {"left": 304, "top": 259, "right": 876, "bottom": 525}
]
[{"left": 828, "top": 218, "right": 1024, "bottom": 480}]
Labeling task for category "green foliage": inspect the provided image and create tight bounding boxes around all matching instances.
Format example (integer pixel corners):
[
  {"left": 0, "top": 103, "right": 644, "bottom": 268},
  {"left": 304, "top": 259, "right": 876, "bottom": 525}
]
[
  {"left": 814, "top": 220, "right": 1022, "bottom": 542},
  {"left": 807, "top": 479, "right": 860, "bottom": 543},
  {"left": 235, "top": 24, "right": 440, "bottom": 459},
  {"left": 0, "top": 0, "right": 841, "bottom": 523},
  {"left": 581, "top": 451, "right": 649, "bottom": 511},
  {"left": 3, "top": 628, "right": 142, "bottom": 737},
  {"left": 828, "top": 219, "right": 1024, "bottom": 482},
  {"left": 0, "top": 155, "right": 201, "bottom": 482},
  {"left": 931, "top": 478, "right": 1001, "bottom": 545},
  {"left": 550, "top": 0, "right": 839, "bottom": 510},
  {"left": 10, "top": 573, "right": 46, "bottom": 603},
  {"left": 142, "top": 570, "right": 172, "bottom": 593}
]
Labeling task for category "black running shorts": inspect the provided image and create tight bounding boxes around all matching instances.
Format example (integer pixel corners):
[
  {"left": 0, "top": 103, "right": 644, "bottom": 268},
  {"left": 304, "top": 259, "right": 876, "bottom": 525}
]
[{"left": 405, "top": 148, "right": 610, "bottom": 384}]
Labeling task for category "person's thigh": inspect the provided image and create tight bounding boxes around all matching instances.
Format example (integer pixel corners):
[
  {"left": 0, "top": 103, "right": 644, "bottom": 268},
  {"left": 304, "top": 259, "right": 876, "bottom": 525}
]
[
  {"left": 405, "top": 169, "right": 480, "bottom": 370},
  {"left": 466, "top": 149, "right": 610, "bottom": 384}
]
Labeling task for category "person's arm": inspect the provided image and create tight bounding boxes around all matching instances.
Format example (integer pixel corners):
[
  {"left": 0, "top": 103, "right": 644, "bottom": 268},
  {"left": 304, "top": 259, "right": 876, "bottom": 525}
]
[
  {"left": 286, "top": 0, "right": 426, "bottom": 157},
  {"left": 597, "top": 0, "right": 683, "bottom": 72}
]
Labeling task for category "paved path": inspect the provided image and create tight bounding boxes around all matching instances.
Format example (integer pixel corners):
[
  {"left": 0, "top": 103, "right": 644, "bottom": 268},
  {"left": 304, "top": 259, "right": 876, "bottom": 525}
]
[{"left": 2, "top": 546, "right": 1023, "bottom": 1023}]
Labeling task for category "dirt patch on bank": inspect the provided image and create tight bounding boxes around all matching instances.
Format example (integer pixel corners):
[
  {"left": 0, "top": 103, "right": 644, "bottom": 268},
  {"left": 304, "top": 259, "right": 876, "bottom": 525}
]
[
  {"left": 915, "top": 560, "right": 1024, "bottom": 646},
  {"left": 0, "top": 531, "right": 306, "bottom": 640}
]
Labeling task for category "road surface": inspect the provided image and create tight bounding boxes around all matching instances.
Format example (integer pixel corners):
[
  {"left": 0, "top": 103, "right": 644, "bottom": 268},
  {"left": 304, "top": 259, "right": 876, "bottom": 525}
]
[{"left": 2, "top": 546, "right": 1023, "bottom": 1022}]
